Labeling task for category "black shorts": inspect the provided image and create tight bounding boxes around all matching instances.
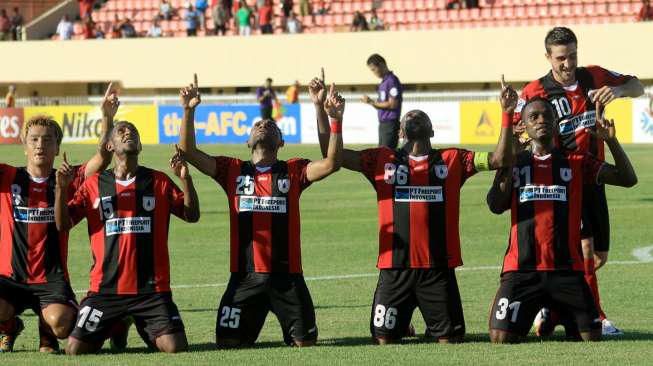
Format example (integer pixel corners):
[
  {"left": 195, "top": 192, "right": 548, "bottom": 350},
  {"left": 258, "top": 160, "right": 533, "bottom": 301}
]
[
  {"left": 370, "top": 268, "right": 465, "bottom": 340},
  {"left": 580, "top": 183, "right": 610, "bottom": 252},
  {"left": 378, "top": 120, "right": 400, "bottom": 149},
  {"left": 0, "top": 276, "right": 77, "bottom": 315},
  {"left": 69, "top": 292, "right": 184, "bottom": 345},
  {"left": 216, "top": 272, "right": 317, "bottom": 346},
  {"left": 489, "top": 271, "right": 601, "bottom": 336}
]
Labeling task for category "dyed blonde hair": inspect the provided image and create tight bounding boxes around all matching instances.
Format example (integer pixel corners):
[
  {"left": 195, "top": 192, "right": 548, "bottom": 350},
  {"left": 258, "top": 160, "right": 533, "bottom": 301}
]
[{"left": 21, "top": 115, "right": 63, "bottom": 146}]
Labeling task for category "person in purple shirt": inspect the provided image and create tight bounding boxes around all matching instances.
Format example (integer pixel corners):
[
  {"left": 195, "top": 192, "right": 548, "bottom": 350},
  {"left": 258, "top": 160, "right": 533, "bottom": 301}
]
[
  {"left": 256, "top": 77, "right": 278, "bottom": 120},
  {"left": 362, "top": 54, "right": 403, "bottom": 148}
]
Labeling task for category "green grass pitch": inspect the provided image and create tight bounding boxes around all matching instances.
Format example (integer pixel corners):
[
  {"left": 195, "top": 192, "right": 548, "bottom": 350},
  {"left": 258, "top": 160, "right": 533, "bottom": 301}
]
[{"left": 1, "top": 143, "right": 652, "bottom": 365}]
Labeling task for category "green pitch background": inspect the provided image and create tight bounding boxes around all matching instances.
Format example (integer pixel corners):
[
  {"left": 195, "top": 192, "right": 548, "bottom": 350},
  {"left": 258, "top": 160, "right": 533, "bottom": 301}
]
[{"left": 1, "top": 143, "right": 652, "bottom": 365}]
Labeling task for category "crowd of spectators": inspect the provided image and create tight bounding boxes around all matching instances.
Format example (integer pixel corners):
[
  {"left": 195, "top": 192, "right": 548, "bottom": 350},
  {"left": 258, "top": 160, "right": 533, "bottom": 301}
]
[{"left": 0, "top": 8, "right": 24, "bottom": 41}]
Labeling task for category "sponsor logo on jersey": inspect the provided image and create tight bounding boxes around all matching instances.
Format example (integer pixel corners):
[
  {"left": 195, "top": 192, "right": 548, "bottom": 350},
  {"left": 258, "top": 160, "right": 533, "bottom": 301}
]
[
  {"left": 13, "top": 206, "right": 55, "bottom": 223},
  {"left": 105, "top": 217, "right": 152, "bottom": 236},
  {"left": 238, "top": 196, "right": 287, "bottom": 213},
  {"left": 519, "top": 185, "right": 567, "bottom": 203},
  {"left": 558, "top": 111, "right": 596, "bottom": 135},
  {"left": 395, "top": 186, "right": 444, "bottom": 202}
]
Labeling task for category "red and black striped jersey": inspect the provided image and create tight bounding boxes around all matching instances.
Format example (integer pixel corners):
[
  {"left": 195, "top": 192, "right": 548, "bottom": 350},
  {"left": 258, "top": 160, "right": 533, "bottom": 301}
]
[
  {"left": 0, "top": 164, "right": 86, "bottom": 284},
  {"left": 501, "top": 150, "right": 604, "bottom": 274},
  {"left": 213, "top": 157, "right": 311, "bottom": 274},
  {"left": 68, "top": 167, "right": 185, "bottom": 295},
  {"left": 359, "top": 147, "right": 477, "bottom": 269},
  {"left": 514, "top": 66, "right": 634, "bottom": 160}
]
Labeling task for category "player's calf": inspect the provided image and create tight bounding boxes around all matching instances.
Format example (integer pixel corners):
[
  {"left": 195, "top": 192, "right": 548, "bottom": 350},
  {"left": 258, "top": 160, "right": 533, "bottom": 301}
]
[
  {"left": 64, "top": 336, "right": 103, "bottom": 355},
  {"left": 489, "top": 329, "right": 523, "bottom": 344}
]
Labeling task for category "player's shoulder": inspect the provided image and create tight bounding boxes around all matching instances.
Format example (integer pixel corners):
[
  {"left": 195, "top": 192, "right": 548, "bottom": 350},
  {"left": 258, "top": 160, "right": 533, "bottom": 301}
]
[
  {"left": 437, "top": 147, "right": 470, "bottom": 157},
  {"left": 286, "top": 157, "right": 311, "bottom": 165},
  {"left": 521, "top": 77, "right": 548, "bottom": 97}
]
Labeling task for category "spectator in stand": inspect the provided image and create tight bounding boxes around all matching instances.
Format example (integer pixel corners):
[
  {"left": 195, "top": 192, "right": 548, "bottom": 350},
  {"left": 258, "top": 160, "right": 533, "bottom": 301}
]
[
  {"left": 465, "top": 0, "right": 479, "bottom": 8},
  {"left": 94, "top": 21, "right": 106, "bottom": 39},
  {"left": 286, "top": 80, "right": 300, "bottom": 104},
  {"left": 148, "top": 17, "right": 164, "bottom": 37},
  {"left": 159, "top": 0, "right": 174, "bottom": 20},
  {"left": 0, "top": 9, "right": 10, "bottom": 41},
  {"left": 350, "top": 11, "right": 369, "bottom": 31},
  {"left": 286, "top": 12, "right": 302, "bottom": 33},
  {"left": 119, "top": 17, "right": 137, "bottom": 38},
  {"left": 82, "top": 14, "right": 95, "bottom": 39},
  {"left": 300, "top": 0, "right": 311, "bottom": 17},
  {"left": 185, "top": 4, "right": 200, "bottom": 36},
  {"left": 236, "top": 1, "right": 252, "bottom": 36},
  {"left": 5, "top": 85, "right": 16, "bottom": 108},
  {"left": 638, "top": 0, "right": 653, "bottom": 21},
  {"left": 446, "top": 0, "right": 461, "bottom": 10},
  {"left": 212, "top": 0, "right": 228, "bottom": 35},
  {"left": 56, "top": 14, "right": 74, "bottom": 40},
  {"left": 259, "top": 0, "right": 274, "bottom": 34},
  {"left": 257, "top": 78, "right": 277, "bottom": 120},
  {"left": 372, "top": 0, "right": 383, "bottom": 10},
  {"left": 196, "top": 0, "right": 209, "bottom": 30},
  {"left": 369, "top": 9, "right": 384, "bottom": 30},
  {"left": 10, "top": 7, "right": 23, "bottom": 41},
  {"left": 281, "top": 0, "right": 294, "bottom": 18},
  {"left": 315, "top": 0, "right": 330, "bottom": 15},
  {"left": 110, "top": 14, "right": 122, "bottom": 38},
  {"left": 79, "top": 0, "right": 94, "bottom": 19},
  {"left": 30, "top": 90, "right": 41, "bottom": 106}
]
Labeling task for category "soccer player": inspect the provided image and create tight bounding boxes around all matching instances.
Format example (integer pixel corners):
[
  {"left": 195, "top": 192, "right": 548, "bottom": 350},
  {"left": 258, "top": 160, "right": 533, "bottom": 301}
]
[
  {"left": 54, "top": 123, "right": 200, "bottom": 355},
  {"left": 514, "top": 26, "right": 644, "bottom": 335},
  {"left": 0, "top": 85, "right": 118, "bottom": 353},
  {"left": 487, "top": 98, "right": 637, "bottom": 343},
  {"left": 177, "top": 74, "right": 344, "bottom": 347},
  {"left": 361, "top": 54, "right": 403, "bottom": 149},
  {"left": 311, "top": 70, "right": 517, "bottom": 344}
]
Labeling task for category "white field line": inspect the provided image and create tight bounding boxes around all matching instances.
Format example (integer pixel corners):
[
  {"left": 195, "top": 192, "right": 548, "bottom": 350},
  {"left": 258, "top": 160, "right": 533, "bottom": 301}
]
[{"left": 71, "top": 257, "right": 652, "bottom": 294}]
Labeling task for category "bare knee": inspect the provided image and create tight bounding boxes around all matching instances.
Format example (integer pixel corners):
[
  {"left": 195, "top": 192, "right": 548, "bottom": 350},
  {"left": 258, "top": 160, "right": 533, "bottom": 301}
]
[
  {"left": 0, "top": 298, "right": 15, "bottom": 321},
  {"left": 489, "top": 329, "right": 522, "bottom": 344},
  {"left": 155, "top": 332, "right": 188, "bottom": 353},
  {"left": 437, "top": 334, "right": 464, "bottom": 344},
  {"left": 580, "top": 329, "right": 602, "bottom": 342},
  {"left": 42, "top": 304, "right": 76, "bottom": 338},
  {"left": 293, "top": 339, "right": 316, "bottom": 347},
  {"left": 65, "top": 337, "right": 101, "bottom": 355},
  {"left": 594, "top": 251, "right": 608, "bottom": 270}
]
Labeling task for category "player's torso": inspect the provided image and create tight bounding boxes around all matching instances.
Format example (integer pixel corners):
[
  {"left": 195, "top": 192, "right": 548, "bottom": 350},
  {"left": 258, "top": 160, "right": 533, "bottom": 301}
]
[
  {"left": 373, "top": 149, "right": 464, "bottom": 269},
  {"left": 0, "top": 165, "right": 68, "bottom": 284}
]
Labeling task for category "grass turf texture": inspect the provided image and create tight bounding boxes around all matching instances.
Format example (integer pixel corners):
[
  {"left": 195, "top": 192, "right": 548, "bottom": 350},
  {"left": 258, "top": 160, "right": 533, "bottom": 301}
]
[{"left": 1, "top": 143, "right": 652, "bottom": 366}]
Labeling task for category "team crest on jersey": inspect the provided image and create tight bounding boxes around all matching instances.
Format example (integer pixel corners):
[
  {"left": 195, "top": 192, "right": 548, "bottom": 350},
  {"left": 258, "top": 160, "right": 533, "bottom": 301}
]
[
  {"left": 143, "top": 196, "right": 155, "bottom": 211},
  {"left": 11, "top": 184, "right": 23, "bottom": 205},
  {"left": 560, "top": 168, "right": 572, "bottom": 182},
  {"left": 278, "top": 179, "right": 290, "bottom": 194},
  {"left": 434, "top": 165, "right": 448, "bottom": 179}
]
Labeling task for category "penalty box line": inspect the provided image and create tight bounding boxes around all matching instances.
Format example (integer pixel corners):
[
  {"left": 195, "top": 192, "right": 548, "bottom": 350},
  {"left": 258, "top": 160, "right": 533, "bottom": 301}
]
[{"left": 72, "top": 260, "right": 651, "bottom": 294}]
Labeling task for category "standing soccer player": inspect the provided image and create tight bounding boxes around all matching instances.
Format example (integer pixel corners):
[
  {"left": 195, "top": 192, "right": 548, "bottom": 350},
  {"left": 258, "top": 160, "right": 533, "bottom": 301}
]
[
  {"left": 54, "top": 123, "right": 200, "bottom": 355},
  {"left": 312, "top": 70, "right": 516, "bottom": 344},
  {"left": 0, "top": 85, "right": 117, "bottom": 353},
  {"left": 488, "top": 98, "right": 637, "bottom": 343},
  {"left": 514, "top": 27, "right": 644, "bottom": 335},
  {"left": 177, "top": 75, "right": 344, "bottom": 347},
  {"left": 361, "top": 54, "right": 403, "bottom": 149}
]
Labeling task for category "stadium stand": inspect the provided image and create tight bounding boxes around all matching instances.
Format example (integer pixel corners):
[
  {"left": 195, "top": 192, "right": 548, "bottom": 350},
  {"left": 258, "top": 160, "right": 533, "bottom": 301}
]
[{"left": 66, "top": 0, "right": 645, "bottom": 40}]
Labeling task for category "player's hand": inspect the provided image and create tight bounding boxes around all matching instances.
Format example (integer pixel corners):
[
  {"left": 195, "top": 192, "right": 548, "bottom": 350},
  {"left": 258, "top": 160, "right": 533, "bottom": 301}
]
[
  {"left": 170, "top": 144, "right": 190, "bottom": 180},
  {"left": 308, "top": 67, "right": 327, "bottom": 106},
  {"left": 361, "top": 95, "right": 373, "bottom": 105},
  {"left": 324, "top": 83, "right": 345, "bottom": 121},
  {"left": 101, "top": 82, "right": 120, "bottom": 119},
  {"left": 588, "top": 85, "right": 621, "bottom": 106},
  {"left": 56, "top": 152, "right": 74, "bottom": 188},
  {"left": 587, "top": 101, "right": 616, "bottom": 141},
  {"left": 499, "top": 74, "right": 518, "bottom": 113},
  {"left": 180, "top": 73, "right": 201, "bottom": 110}
]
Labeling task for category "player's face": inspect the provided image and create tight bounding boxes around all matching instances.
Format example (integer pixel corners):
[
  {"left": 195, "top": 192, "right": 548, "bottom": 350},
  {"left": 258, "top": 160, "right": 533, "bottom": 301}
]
[
  {"left": 523, "top": 101, "right": 556, "bottom": 141},
  {"left": 248, "top": 119, "right": 283, "bottom": 150},
  {"left": 546, "top": 43, "right": 578, "bottom": 85},
  {"left": 109, "top": 123, "right": 142, "bottom": 155},
  {"left": 368, "top": 63, "right": 385, "bottom": 79},
  {"left": 23, "top": 125, "right": 59, "bottom": 167},
  {"left": 400, "top": 110, "right": 433, "bottom": 141}
]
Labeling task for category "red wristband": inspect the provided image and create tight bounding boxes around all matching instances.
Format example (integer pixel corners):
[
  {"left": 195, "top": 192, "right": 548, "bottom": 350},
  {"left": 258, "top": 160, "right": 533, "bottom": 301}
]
[
  {"left": 330, "top": 119, "right": 342, "bottom": 134},
  {"left": 502, "top": 112, "right": 513, "bottom": 128}
]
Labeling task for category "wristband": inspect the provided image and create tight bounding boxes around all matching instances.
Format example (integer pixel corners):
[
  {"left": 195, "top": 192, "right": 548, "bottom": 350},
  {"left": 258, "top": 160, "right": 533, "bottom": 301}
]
[
  {"left": 330, "top": 119, "right": 342, "bottom": 134},
  {"left": 502, "top": 112, "right": 513, "bottom": 128}
]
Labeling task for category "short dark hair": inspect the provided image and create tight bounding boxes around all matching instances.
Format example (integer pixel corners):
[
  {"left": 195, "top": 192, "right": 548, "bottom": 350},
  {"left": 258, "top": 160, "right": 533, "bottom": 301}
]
[
  {"left": 522, "top": 97, "right": 554, "bottom": 117},
  {"left": 111, "top": 121, "right": 139, "bottom": 136},
  {"left": 366, "top": 53, "right": 386, "bottom": 67},
  {"left": 265, "top": 77, "right": 272, "bottom": 83},
  {"left": 544, "top": 27, "right": 577, "bottom": 54}
]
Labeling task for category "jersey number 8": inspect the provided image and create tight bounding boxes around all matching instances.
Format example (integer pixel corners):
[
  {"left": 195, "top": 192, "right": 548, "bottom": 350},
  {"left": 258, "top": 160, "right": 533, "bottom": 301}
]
[
  {"left": 384, "top": 163, "right": 408, "bottom": 185},
  {"left": 373, "top": 304, "right": 398, "bottom": 329}
]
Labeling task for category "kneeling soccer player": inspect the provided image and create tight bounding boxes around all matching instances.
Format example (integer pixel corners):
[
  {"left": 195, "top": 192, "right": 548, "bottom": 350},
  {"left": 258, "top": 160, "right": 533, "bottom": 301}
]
[
  {"left": 55, "top": 122, "right": 200, "bottom": 354},
  {"left": 487, "top": 98, "right": 637, "bottom": 343},
  {"left": 177, "top": 75, "right": 344, "bottom": 347}
]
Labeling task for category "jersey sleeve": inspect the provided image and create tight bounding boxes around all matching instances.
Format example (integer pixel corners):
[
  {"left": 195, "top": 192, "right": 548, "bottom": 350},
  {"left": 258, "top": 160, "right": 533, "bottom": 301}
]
[
  {"left": 164, "top": 175, "right": 186, "bottom": 219},
  {"left": 289, "top": 158, "right": 312, "bottom": 192},
  {"left": 69, "top": 164, "right": 88, "bottom": 192},
  {"left": 68, "top": 183, "right": 89, "bottom": 226},
  {"left": 581, "top": 154, "right": 605, "bottom": 184},
  {"left": 359, "top": 148, "right": 382, "bottom": 183},
  {"left": 586, "top": 65, "right": 635, "bottom": 88},
  {"left": 213, "top": 156, "right": 238, "bottom": 189},
  {"left": 459, "top": 149, "right": 478, "bottom": 183}
]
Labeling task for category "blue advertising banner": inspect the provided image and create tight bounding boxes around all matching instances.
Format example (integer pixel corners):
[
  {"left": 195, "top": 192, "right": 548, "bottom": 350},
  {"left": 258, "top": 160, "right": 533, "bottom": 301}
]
[{"left": 158, "top": 104, "right": 301, "bottom": 144}]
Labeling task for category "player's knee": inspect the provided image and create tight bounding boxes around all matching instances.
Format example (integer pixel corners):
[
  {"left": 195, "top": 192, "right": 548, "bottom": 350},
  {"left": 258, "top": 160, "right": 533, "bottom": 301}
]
[
  {"left": 293, "top": 339, "right": 316, "bottom": 347},
  {"left": 43, "top": 307, "right": 76, "bottom": 338},
  {"left": 0, "top": 299, "right": 14, "bottom": 321},
  {"left": 437, "top": 335, "right": 464, "bottom": 344},
  {"left": 373, "top": 336, "right": 398, "bottom": 345},
  {"left": 65, "top": 338, "right": 98, "bottom": 355},
  {"left": 580, "top": 329, "right": 602, "bottom": 342},
  {"left": 489, "top": 329, "right": 520, "bottom": 344},
  {"left": 156, "top": 333, "right": 188, "bottom": 353}
]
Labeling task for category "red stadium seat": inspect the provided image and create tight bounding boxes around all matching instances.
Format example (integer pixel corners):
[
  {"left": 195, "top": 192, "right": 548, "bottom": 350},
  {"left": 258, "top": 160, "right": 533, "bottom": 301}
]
[
  {"left": 415, "top": 0, "right": 426, "bottom": 9},
  {"left": 526, "top": 5, "right": 538, "bottom": 18},
  {"left": 515, "top": 6, "right": 527, "bottom": 18},
  {"left": 437, "top": 9, "right": 449, "bottom": 22},
  {"left": 396, "top": 11, "right": 407, "bottom": 23},
  {"left": 428, "top": 9, "right": 438, "bottom": 22},
  {"left": 459, "top": 8, "right": 470, "bottom": 20},
  {"left": 560, "top": 4, "right": 572, "bottom": 16},
  {"left": 417, "top": 10, "right": 428, "bottom": 23},
  {"left": 448, "top": 9, "right": 460, "bottom": 21},
  {"left": 572, "top": 4, "right": 584, "bottom": 16},
  {"left": 491, "top": 6, "right": 503, "bottom": 19},
  {"left": 480, "top": 7, "right": 492, "bottom": 20},
  {"left": 503, "top": 6, "right": 515, "bottom": 18}
]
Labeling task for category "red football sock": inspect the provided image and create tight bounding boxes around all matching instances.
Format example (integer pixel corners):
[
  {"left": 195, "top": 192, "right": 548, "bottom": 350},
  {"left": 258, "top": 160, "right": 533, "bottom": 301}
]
[
  {"left": 0, "top": 317, "right": 17, "bottom": 333},
  {"left": 584, "top": 258, "right": 607, "bottom": 320}
]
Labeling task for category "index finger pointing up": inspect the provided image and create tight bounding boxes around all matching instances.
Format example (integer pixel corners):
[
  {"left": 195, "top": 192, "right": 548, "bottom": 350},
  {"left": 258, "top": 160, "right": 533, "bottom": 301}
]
[
  {"left": 193, "top": 73, "right": 198, "bottom": 89},
  {"left": 500, "top": 74, "right": 506, "bottom": 90},
  {"left": 104, "top": 82, "right": 114, "bottom": 98},
  {"left": 320, "top": 67, "right": 325, "bottom": 83}
]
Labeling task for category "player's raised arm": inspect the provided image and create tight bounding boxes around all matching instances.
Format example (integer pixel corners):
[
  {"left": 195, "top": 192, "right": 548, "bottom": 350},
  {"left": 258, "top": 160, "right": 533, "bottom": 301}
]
[
  {"left": 170, "top": 145, "right": 200, "bottom": 222},
  {"left": 306, "top": 84, "right": 343, "bottom": 182},
  {"left": 589, "top": 101, "right": 637, "bottom": 187},
  {"left": 84, "top": 82, "right": 118, "bottom": 177},
  {"left": 54, "top": 152, "right": 76, "bottom": 231},
  {"left": 487, "top": 75, "right": 517, "bottom": 170},
  {"left": 178, "top": 74, "right": 217, "bottom": 177}
]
